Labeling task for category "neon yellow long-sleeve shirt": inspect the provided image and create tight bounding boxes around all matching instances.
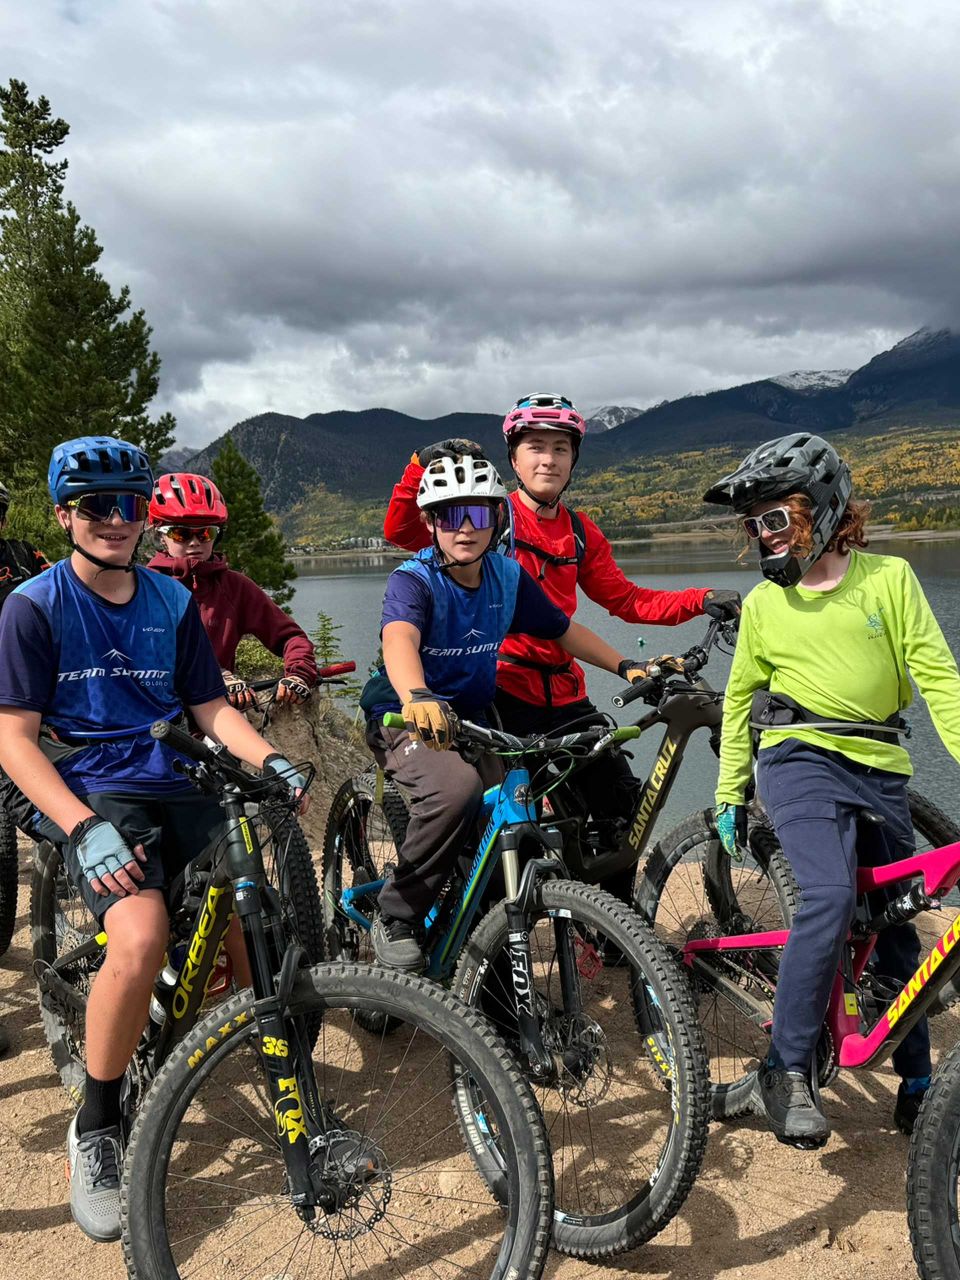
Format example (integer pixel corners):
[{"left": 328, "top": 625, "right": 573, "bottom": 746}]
[{"left": 716, "top": 550, "right": 960, "bottom": 806}]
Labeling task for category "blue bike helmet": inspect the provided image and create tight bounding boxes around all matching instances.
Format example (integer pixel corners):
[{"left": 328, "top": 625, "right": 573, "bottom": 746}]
[{"left": 48, "top": 436, "right": 154, "bottom": 506}]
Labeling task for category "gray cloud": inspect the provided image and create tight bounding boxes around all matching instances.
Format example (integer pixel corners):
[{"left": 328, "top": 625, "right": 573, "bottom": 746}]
[{"left": 5, "top": 0, "right": 960, "bottom": 445}]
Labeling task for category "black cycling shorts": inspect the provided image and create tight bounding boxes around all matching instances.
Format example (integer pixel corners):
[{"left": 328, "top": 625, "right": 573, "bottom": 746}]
[{"left": 34, "top": 790, "right": 226, "bottom": 924}]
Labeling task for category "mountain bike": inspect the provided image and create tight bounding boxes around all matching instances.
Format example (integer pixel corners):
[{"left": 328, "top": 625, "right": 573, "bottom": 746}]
[
  {"left": 634, "top": 796, "right": 960, "bottom": 1280},
  {"left": 113, "top": 720, "right": 553, "bottom": 1280},
  {"left": 31, "top": 664, "right": 357, "bottom": 1104},
  {"left": 637, "top": 793, "right": 960, "bottom": 1060},
  {"left": 322, "top": 711, "right": 710, "bottom": 1259}
]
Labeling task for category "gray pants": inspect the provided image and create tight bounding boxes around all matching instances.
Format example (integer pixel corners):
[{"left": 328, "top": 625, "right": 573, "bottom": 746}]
[{"left": 366, "top": 723, "right": 500, "bottom": 924}]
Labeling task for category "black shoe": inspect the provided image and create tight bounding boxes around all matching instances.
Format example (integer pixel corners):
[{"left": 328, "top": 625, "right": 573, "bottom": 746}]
[
  {"left": 894, "top": 1081, "right": 928, "bottom": 1136},
  {"left": 371, "top": 915, "right": 425, "bottom": 972},
  {"left": 0, "top": 1022, "right": 10, "bottom": 1057},
  {"left": 757, "top": 1064, "right": 831, "bottom": 1149}
]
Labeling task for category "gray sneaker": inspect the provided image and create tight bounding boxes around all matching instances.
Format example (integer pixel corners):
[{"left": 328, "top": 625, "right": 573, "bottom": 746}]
[
  {"left": 371, "top": 915, "right": 425, "bottom": 971},
  {"left": 66, "top": 1113, "right": 124, "bottom": 1242}
]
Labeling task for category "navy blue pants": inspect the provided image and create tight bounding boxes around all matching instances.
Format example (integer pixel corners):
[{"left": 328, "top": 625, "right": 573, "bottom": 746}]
[{"left": 757, "top": 739, "right": 931, "bottom": 1079}]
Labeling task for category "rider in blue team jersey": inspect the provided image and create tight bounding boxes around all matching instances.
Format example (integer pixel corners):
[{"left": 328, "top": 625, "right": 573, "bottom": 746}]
[
  {"left": 0, "top": 437, "right": 309, "bottom": 1244},
  {"left": 359, "top": 453, "right": 650, "bottom": 970}
]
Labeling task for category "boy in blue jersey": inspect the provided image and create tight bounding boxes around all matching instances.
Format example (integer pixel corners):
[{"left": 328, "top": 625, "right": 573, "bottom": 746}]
[
  {"left": 360, "top": 453, "right": 649, "bottom": 970},
  {"left": 0, "top": 437, "right": 309, "bottom": 1244}
]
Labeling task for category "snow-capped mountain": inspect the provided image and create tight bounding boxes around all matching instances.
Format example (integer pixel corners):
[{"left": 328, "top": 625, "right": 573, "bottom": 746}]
[
  {"left": 584, "top": 405, "right": 642, "bottom": 432},
  {"left": 770, "top": 369, "right": 853, "bottom": 393}
]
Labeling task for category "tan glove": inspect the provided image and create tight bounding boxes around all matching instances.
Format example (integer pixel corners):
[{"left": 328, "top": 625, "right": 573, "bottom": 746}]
[
  {"left": 401, "top": 688, "right": 455, "bottom": 750},
  {"left": 222, "top": 670, "right": 254, "bottom": 709},
  {"left": 617, "top": 659, "right": 652, "bottom": 684},
  {"left": 276, "top": 675, "right": 312, "bottom": 704}
]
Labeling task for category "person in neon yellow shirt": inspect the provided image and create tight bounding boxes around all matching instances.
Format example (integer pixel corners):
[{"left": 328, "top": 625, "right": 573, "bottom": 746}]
[{"left": 705, "top": 433, "right": 960, "bottom": 1148}]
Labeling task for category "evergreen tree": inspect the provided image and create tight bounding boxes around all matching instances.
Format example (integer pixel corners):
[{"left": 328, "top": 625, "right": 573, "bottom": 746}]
[
  {"left": 0, "top": 80, "right": 176, "bottom": 480},
  {"left": 0, "top": 78, "right": 68, "bottom": 345},
  {"left": 311, "top": 609, "right": 362, "bottom": 702},
  {"left": 212, "top": 436, "right": 296, "bottom": 606}
]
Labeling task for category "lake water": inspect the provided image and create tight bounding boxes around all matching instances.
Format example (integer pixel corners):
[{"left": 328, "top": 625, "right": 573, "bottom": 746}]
[{"left": 288, "top": 538, "right": 960, "bottom": 834}]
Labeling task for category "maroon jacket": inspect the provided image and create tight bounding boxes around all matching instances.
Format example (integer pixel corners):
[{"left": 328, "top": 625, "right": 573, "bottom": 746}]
[{"left": 147, "top": 552, "right": 318, "bottom": 686}]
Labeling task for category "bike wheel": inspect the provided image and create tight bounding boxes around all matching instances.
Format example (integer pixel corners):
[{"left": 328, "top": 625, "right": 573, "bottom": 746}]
[
  {"left": 636, "top": 808, "right": 798, "bottom": 1119},
  {"left": 120, "top": 964, "right": 553, "bottom": 1280},
  {"left": 0, "top": 807, "right": 19, "bottom": 958},
  {"left": 908, "top": 1039, "right": 960, "bottom": 1280},
  {"left": 31, "top": 839, "right": 105, "bottom": 1103},
  {"left": 453, "top": 880, "right": 709, "bottom": 1259},
  {"left": 321, "top": 770, "right": 409, "bottom": 1032}
]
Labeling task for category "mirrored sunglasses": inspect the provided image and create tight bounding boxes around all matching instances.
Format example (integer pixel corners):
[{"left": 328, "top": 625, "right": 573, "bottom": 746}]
[
  {"left": 158, "top": 524, "right": 221, "bottom": 543},
  {"left": 66, "top": 492, "right": 149, "bottom": 523},
  {"left": 432, "top": 503, "right": 498, "bottom": 532},
  {"left": 742, "top": 506, "right": 792, "bottom": 539},
  {"left": 514, "top": 394, "right": 574, "bottom": 410}
]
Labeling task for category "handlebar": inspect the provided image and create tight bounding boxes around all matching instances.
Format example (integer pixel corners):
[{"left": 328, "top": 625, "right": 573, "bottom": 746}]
[
  {"left": 382, "top": 711, "right": 640, "bottom": 758},
  {"left": 150, "top": 719, "right": 302, "bottom": 800},
  {"left": 247, "top": 661, "right": 357, "bottom": 695},
  {"left": 611, "top": 615, "right": 736, "bottom": 709}
]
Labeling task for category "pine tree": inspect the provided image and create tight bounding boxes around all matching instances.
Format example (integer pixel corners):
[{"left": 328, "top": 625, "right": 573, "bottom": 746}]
[
  {"left": 0, "top": 80, "right": 176, "bottom": 480},
  {"left": 211, "top": 436, "right": 296, "bottom": 606},
  {"left": 311, "top": 609, "right": 361, "bottom": 701},
  {"left": 0, "top": 78, "right": 68, "bottom": 346}
]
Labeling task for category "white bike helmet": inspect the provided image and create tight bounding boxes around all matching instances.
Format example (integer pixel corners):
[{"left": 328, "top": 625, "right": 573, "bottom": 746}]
[{"left": 416, "top": 454, "right": 508, "bottom": 509}]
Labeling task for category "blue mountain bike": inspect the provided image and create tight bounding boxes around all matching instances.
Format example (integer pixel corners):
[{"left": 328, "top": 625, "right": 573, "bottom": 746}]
[{"left": 322, "top": 714, "right": 709, "bottom": 1260}]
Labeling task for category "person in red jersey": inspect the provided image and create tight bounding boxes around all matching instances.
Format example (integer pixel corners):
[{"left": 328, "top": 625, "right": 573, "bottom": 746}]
[
  {"left": 383, "top": 393, "right": 741, "bottom": 899},
  {"left": 146, "top": 473, "right": 317, "bottom": 707}
]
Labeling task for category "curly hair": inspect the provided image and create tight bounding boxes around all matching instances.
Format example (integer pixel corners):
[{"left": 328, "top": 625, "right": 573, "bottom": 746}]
[{"left": 740, "top": 493, "right": 870, "bottom": 559}]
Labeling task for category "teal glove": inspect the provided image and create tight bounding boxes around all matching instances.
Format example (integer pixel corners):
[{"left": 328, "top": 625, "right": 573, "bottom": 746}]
[{"left": 714, "top": 803, "right": 747, "bottom": 862}]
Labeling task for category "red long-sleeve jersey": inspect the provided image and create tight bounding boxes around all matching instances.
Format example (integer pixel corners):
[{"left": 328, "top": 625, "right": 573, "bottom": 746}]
[
  {"left": 383, "top": 459, "right": 709, "bottom": 707},
  {"left": 147, "top": 552, "right": 319, "bottom": 686}
]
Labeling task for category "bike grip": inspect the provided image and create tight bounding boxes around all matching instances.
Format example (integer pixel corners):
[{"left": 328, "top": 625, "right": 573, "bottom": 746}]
[
  {"left": 248, "top": 677, "right": 280, "bottom": 691},
  {"left": 383, "top": 712, "right": 405, "bottom": 730},
  {"left": 612, "top": 677, "right": 656, "bottom": 709},
  {"left": 318, "top": 661, "right": 356, "bottom": 676},
  {"left": 612, "top": 726, "right": 642, "bottom": 742},
  {"left": 150, "top": 719, "right": 213, "bottom": 764}
]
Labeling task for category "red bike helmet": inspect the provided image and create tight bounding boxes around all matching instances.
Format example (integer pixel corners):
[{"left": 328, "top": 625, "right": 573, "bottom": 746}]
[{"left": 149, "top": 473, "right": 228, "bottom": 527}]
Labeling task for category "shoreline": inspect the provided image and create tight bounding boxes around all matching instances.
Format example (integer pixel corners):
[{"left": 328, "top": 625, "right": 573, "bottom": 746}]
[{"left": 287, "top": 524, "right": 960, "bottom": 562}]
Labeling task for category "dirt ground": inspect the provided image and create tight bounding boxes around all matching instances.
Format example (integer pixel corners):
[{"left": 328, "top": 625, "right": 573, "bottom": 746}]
[
  {"left": 0, "top": 871, "right": 929, "bottom": 1280},
  {"left": 0, "top": 700, "right": 930, "bottom": 1280}
]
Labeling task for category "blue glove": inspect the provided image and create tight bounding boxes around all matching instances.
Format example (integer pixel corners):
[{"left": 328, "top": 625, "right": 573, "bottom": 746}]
[
  {"left": 70, "top": 817, "right": 137, "bottom": 885},
  {"left": 714, "top": 803, "right": 747, "bottom": 862},
  {"left": 262, "top": 753, "right": 309, "bottom": 794}
]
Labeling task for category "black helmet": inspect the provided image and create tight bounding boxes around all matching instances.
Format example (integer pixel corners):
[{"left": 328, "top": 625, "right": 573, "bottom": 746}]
[{"left": 703, "top": 432, "right": 852, "bottom": 588}]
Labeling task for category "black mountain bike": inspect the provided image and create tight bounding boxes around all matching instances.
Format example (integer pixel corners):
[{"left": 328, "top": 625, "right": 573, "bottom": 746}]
[{"left": 114, "top": 722, "right": 553, "bottom": 1280}]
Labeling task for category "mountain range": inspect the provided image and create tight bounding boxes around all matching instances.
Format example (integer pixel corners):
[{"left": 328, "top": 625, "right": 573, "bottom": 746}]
[{"left": 169, "top": 327, "right": 960, "bottom": 530}]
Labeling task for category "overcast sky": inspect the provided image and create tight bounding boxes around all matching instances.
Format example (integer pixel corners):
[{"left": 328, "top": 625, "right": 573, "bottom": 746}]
[{"left": 5, "top": 0, "right": 960, "bottom": 448}]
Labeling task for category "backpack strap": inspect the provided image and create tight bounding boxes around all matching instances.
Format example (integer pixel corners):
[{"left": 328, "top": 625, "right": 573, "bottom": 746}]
[{"left": 505, "top": 507, "right": 589, "bottom": 581}]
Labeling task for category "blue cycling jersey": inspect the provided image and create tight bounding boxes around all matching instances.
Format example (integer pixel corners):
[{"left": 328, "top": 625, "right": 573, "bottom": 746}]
[
  {"left": 361, "top": 548, "right": 568, "bottom": 720},
  {"left": 0, "top": 559, "right": 226, "bottom": 794}
]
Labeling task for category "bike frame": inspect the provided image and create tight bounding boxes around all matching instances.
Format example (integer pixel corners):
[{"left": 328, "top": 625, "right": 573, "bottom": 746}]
[
  {"left": 683, "top": 836, "right": 960, "bottom": 1069},
  {"left": 339, "top": 761, "right": 560, "bottom": 981},
  {"left": 547, "top": 680, "right": 723, "bottom": 884}
]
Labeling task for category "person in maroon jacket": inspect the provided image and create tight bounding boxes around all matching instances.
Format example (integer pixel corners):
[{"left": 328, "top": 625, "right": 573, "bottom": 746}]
[
  {"left": 147, "top": 474, "right": 318, "bottom": 707},
  {"left": 383, "top": 393, "right": 741, "bottom": 900}
]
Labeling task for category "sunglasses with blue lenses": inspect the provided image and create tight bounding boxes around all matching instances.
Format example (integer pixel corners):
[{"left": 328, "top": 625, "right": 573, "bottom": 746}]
[
  {"left": 66, "top": 492, "right": 150, "bottom": 523},
  {"left": 432, "top": 503, "right": 499, "bottom": 532}
]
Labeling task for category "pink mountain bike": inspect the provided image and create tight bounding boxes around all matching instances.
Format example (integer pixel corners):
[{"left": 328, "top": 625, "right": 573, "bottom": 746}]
[{"left": 637, "top": 800, "right": 960, "bottom": 1280}]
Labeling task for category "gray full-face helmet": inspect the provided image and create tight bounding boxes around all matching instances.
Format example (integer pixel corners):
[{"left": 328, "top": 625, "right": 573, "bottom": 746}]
[{"left": 703, "top": 433, "right": 852, "bottom": 587}]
